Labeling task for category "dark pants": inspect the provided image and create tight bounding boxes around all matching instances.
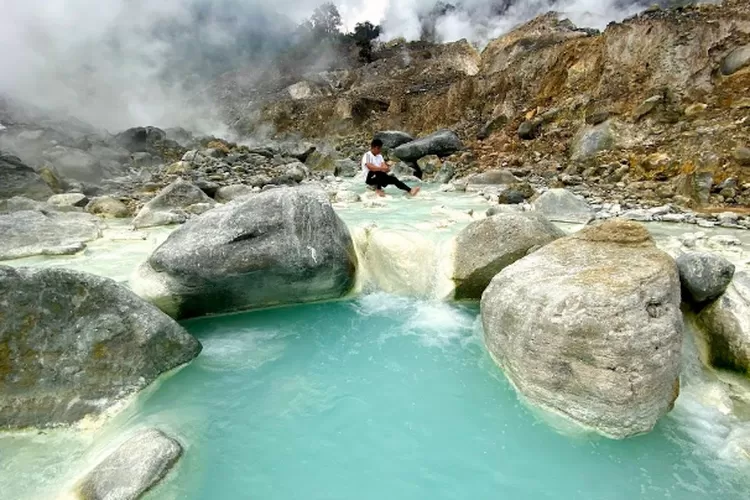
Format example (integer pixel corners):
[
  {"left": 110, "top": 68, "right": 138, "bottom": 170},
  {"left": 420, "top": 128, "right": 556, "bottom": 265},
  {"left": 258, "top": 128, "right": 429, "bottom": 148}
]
[{"left": 366, "top": 171, "right": 411, "bottom": 192}]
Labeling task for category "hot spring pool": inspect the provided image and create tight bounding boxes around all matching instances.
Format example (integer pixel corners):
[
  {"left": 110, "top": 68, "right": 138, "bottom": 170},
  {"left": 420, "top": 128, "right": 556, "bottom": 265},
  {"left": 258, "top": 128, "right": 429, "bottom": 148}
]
[{"left": 6, "top": 293, "right": 746, "bottom": 499}]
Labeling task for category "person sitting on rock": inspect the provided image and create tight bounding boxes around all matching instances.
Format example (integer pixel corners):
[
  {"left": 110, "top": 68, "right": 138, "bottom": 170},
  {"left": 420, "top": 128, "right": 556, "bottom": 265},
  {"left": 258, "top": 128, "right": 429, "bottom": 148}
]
[{"left": 362, "top": 138, "right": 420, "bottom": 197}]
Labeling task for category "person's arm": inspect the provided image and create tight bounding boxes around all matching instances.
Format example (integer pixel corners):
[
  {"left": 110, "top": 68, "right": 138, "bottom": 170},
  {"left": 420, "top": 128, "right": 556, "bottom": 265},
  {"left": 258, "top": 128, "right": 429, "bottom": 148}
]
[{"left": 365, "top": 162, "right": 389, "bottom": 172}]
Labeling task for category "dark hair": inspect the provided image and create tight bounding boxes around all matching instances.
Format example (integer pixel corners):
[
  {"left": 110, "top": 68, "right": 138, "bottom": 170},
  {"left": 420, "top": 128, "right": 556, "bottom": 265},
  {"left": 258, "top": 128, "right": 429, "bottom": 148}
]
[{"left": 371, "top": 138, "right": 383, "bottom": 148}]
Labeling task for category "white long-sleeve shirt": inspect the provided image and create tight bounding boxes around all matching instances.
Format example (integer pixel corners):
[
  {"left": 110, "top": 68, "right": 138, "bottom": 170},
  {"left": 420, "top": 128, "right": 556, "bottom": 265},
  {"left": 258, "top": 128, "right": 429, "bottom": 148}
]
[{"left": 361, "top": 151, "right": 384, "bottom": 180}]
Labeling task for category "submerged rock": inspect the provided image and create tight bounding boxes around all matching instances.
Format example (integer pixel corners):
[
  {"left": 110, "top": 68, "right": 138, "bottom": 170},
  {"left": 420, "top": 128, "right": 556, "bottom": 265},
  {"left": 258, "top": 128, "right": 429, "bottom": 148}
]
[
  {"left": 676, "top": 252, "right": 735, "bottom": 304},
  {"left": 697, "top": 271, "right": 750, "bottom": 374},
  {"left": 0, "top": 152, "right": 53, "bottom": 201},
  {"left": 0, "top": 266, "right": 201, "bottom": 429},
  {"left": 132, "top": 186, "right": 358, "bottom": 319},
  {"left": 532, "top": 188, "right": 594, "bottom": 223},
  {"left": 481, "top": 220, "right": 683, "bottom": 439},
  {"left": 75, "top": 429, "right": 182, "bottom": 500},
  {"left": 0, "top": 210, "right": 101, "bottom": 260},
  {"left": 453, "top": 213, "right": 564, "bottom": 299},
  {"left": 392, "top": 129, "right": 463, "bottom": 162},
  {"left": 133, "top": 179, "right": 216, "bottom": 229}
]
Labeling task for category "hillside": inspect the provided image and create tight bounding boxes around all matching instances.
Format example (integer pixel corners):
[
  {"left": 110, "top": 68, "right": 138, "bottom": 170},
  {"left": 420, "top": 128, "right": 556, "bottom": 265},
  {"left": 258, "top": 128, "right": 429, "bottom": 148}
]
[{"left": 216, "top": 0, "right": 750, "bottom": 209}]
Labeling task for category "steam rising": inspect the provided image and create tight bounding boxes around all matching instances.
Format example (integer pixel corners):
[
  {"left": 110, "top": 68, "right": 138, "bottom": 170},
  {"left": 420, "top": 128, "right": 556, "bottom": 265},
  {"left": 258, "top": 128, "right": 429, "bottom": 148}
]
[{"left": 0, "top": 0, "right": 667, "bottom": 134}]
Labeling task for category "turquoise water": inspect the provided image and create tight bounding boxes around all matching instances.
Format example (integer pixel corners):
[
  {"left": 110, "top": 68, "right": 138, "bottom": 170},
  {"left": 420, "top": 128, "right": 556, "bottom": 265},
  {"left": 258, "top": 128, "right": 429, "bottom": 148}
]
[{"left": 105, "top": 294, "right": 748, "bottom": 500}]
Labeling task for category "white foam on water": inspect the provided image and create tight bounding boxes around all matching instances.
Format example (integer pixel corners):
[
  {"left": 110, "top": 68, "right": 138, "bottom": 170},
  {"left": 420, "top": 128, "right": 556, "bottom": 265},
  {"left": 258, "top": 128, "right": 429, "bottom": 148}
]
[
  {"left": 403, "top": 300, "right": 476, "bottom": 348},
  {"left": 198, "top": 328, "right": 288, "bottom": 372},
  {"left": 664, "top": 314, "right": 750, "bottom": 483},
  {"left": 352, "top": 292, "right": 476, "bottom": 349}
]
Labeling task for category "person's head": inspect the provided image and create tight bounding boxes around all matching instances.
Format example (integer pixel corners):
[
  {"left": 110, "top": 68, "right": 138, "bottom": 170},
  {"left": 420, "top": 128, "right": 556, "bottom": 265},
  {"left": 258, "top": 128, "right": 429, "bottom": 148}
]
[{"left": 370, "top": 138, "right": 383, "bottom": 155}]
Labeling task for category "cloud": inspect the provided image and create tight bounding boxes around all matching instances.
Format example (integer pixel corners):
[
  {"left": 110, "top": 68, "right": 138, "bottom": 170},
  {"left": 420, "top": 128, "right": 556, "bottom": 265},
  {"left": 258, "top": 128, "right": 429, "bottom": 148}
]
[{"left": 0, "top": 0, "right": 303, "bottom": 134}]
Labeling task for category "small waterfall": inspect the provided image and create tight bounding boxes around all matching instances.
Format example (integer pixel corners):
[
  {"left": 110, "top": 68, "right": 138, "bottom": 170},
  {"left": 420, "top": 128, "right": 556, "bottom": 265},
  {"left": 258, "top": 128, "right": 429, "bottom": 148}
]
[
  {"left": 669, "top": 310, "right": 750, "bottom": 474},
  {"left": 350, "top": 224, "right": 457, "bottom": 300}
]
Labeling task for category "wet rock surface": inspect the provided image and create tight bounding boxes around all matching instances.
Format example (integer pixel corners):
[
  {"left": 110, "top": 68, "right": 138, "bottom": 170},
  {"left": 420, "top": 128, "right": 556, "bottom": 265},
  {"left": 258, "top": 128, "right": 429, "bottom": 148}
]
[
  {"left": 453, "top": 213, "right": 564, "bottom": 299},
  {"left": 0, "top": 210, "right": 102, "bottom": 260},
  {"left": 481, "top": 220, "right": 683, "bottom": 438},
  {"left": 132, "top": 186, "right": 358, "bottom": 319},
  {"left": 697, "top": 271, "right": 750, "bottom": 374},
  {"left": 676, "top": 252, "right": 735, "bottom": 303},
  {"left": 133, "top": 179, "right": 216, "bottom": 229},
  {"left": 75, "top": 428, "right": 183, "bottom": 500},
  {"left": 0, "top": 266, "right": 201, "bottom": 429}
]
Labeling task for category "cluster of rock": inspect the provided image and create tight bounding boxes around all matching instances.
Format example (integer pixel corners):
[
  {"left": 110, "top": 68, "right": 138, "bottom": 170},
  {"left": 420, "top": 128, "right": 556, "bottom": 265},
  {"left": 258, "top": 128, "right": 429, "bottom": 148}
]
[
  {"left": 442, "top": 166, "right": 750, "bottom": 231},
  {"left": 443, "top": 200, "right": 750, "bottom": 440},
  {"left": 0, "top": 183, "right": 364, "bottom": 498}
]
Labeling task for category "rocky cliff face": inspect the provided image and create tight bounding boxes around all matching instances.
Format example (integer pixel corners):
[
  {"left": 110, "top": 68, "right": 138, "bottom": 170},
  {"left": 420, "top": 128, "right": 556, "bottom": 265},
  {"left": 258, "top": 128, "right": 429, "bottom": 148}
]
[{"left": 222, "top": 0, "right": 749, "bottom": 209}]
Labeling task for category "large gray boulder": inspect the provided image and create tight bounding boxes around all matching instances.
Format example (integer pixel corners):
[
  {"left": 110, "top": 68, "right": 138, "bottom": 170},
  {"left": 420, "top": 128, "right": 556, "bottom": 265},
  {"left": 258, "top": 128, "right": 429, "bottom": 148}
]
[
  {"left": 481, "top": 220, "right": 683, "bottom": 438},
  {"left": 133, "top": 179, "right": 216, "bottom": 229},
  {"left": 453, "top": 213, "right": 564, "bottom": 299},
  {"left": 132, "top": 186, "right": 358, "bottom": 319},
  {"left": 697, "top": 271, "right": 750, "bottom": 374},
  {"left": 0, "top": 210, "right": 101, "bottom": 260},
  {"left": 532, "top": 188, "right": 594, "bottom": 223},
  {"left": 0, "top": 152, "right": 54, "bottom": 201},
  {"left": 392, "top": 129, "right": 463, "bottom": 162},
  {"left": 373, "top": 130, "right": 414, "bottom": 149},
  {"left": 676, "top": 252, "right": 735, "bottom": 304},
  {"left": 75, "top": 428, "right": 182, "bottom": 500},
  {"left": 0, "top": 267, "right": 201, "bottom": 429}
]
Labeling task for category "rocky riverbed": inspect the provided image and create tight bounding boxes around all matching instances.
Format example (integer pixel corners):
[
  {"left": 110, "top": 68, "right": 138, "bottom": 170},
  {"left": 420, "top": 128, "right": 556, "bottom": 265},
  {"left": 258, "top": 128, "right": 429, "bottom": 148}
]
[
  {"left": 4, "top": 179, "right": 750, "bottom": 498},
  {"left": 1, "top": 0, "right": 749, "bottom": 495}
]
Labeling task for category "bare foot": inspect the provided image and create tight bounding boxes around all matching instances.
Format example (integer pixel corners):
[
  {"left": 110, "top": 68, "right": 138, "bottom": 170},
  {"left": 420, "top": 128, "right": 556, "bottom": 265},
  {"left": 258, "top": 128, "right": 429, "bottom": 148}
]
[
  {"left": 375, "top": 189, "right": 386, "bottom": 197},
  {"left": 408, "top": 186, "right": 421, "bottom": 197}
]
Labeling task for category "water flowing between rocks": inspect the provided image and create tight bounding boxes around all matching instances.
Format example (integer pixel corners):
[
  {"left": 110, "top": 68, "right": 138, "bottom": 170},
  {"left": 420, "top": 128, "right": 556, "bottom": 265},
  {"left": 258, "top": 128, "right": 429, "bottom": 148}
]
[{"left": 3, "top": 185, "right": 750, "bottom": 499}]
